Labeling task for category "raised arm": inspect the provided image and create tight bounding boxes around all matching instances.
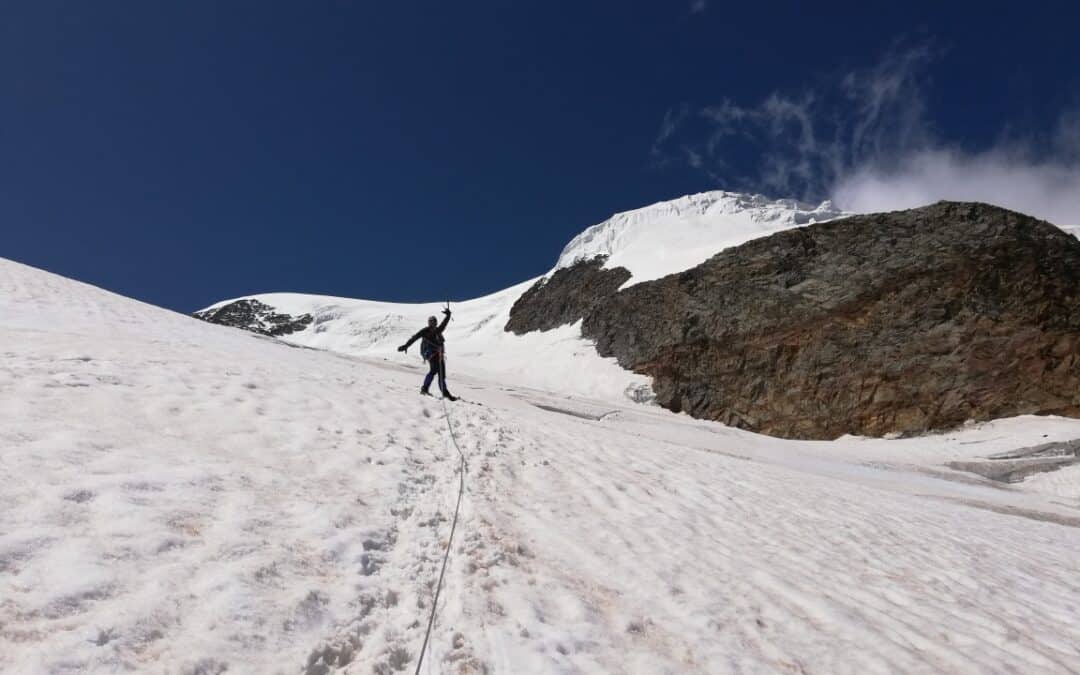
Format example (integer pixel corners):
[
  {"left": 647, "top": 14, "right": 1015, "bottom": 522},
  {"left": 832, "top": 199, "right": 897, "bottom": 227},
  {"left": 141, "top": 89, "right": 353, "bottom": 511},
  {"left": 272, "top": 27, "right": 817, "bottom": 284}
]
[{"left": 437, "top": 309, "right": 451, "bottom": 333}]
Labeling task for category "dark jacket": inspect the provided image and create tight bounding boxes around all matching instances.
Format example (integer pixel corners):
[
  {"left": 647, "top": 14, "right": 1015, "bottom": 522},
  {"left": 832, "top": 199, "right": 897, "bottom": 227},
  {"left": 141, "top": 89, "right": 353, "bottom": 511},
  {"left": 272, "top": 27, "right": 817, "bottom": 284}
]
[{"left": 403, "top": 312, "right": 450, "bottom": 359}]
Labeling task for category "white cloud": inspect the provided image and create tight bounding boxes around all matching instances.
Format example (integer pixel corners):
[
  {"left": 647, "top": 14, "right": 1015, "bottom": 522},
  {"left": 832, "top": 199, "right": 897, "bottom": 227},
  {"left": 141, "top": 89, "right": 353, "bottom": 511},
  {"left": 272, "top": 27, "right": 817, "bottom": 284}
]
[
  {"left": 653, "top": 41, "right": 1080, "bottom": 225},
  {"left": 652, "top": 105, "right": 689, "bottom": 155},
  {"left": 833, "top": 149, "right": 1080, "bottom": 226}
]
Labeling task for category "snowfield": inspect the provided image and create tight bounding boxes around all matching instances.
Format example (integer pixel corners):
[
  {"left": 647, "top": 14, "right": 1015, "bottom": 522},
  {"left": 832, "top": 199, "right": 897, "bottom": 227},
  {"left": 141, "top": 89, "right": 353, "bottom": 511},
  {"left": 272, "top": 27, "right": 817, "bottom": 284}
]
[
  {"left": 200, "top": 192, "right": 1071, "bottom": 410},
  {"left": 199, "top": 282, "right": 653, "bottom": 406},
  {"left": 553, "top": 191, "right": 845, "bottom": 287},
  {"left": 6, "top": 192, "right": 1080, "bottom": 674},
  {"left": 201, "top": 193, "right": 1076, "bottom": 411},
  {"left": 4, "top": 247, "right": 1080, "bottom": 675},
  {"left": 198, "top": 192, "right": 844, "bottom": 403}
]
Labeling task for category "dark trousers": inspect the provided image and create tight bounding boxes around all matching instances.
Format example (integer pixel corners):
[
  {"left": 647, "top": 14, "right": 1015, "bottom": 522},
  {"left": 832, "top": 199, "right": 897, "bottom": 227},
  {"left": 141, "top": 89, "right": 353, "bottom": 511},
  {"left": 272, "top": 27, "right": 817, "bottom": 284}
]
[{"left": 422, "top": 354, "right": 448, "bottom": 394}]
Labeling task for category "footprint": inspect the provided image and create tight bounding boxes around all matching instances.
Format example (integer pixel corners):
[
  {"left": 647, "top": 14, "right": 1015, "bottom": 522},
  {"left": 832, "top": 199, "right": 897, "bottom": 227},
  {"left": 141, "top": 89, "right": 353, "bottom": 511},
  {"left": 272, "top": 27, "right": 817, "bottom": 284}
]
[
  {"left": 89, "top": 627, "right": 117, "bottom": 646},
  {"left": 180, "top": 658, "right": 228, "bottom": 675},
  {"left": 63, "top": 489, "right": 95, "bottom": 503},
  {"left": 360, "top": 553, "right": 381, "bottom": 576},
  {"left": 283, "top": 590, "right": 330, "bottom": 632},
  {"left": 304, "top": 635, "right": 362, "bottom": 674},
  {"left": 42, "top": 584, "right": 116, "bottom": 619},
  {"left": 374, "top": 645, "right": 411, "bottom": 673}
]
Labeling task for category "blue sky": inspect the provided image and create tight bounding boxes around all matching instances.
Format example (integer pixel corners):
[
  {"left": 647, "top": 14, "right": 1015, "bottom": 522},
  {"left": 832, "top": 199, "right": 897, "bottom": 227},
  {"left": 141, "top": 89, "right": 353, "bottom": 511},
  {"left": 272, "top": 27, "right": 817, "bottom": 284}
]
[{"left": 3, "top": 1, "right": 1079, "bottom": 311}]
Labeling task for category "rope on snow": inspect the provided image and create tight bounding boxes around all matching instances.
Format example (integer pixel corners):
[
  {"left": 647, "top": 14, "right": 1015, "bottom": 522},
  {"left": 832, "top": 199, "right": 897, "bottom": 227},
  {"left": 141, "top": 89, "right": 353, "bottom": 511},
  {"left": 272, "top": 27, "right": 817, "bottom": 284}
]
[{"left": 413, "top": 395, "right": 468, "bottom": 675}]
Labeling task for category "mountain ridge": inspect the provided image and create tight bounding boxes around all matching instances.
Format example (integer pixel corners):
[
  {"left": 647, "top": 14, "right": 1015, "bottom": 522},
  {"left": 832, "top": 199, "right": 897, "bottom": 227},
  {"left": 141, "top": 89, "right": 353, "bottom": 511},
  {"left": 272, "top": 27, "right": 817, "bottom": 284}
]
[
  {"left": 195, "top": 193, "right": 1080, "bottom": 438},
  {"left": 575, "top": 201, "right": 1080, "bottom": 438}
]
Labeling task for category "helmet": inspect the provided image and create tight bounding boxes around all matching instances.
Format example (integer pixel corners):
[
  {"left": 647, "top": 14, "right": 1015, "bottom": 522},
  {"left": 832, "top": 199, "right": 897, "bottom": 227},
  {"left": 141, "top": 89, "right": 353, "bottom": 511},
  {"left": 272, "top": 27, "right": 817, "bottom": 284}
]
[{"left": 428, "top": 316, "right": 437, "bottom": 326}]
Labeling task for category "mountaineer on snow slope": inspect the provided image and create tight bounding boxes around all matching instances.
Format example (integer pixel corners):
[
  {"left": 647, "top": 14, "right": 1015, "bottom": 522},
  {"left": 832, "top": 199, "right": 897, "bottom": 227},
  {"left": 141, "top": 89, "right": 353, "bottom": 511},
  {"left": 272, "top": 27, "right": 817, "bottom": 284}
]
[{"left": 398, "top": 306, "right": 457, "bottom": 401}]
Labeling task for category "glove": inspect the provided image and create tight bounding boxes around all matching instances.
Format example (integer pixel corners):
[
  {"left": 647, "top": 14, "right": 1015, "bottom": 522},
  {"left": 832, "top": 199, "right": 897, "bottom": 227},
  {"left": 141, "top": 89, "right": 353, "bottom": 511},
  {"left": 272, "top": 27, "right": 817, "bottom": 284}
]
[
  {"left": 442, "top": 307, "right": 451, "bottom": 316},
  {"left": 397, "top": 345, "right": 407, "bottom": 353}
]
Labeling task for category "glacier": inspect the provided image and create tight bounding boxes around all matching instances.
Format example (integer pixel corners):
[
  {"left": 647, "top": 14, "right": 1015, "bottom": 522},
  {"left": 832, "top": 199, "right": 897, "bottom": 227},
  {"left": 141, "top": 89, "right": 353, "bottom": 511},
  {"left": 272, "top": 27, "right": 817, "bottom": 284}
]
[{"left": 4, "top": 192, "right": 1080, "bottom": 673}]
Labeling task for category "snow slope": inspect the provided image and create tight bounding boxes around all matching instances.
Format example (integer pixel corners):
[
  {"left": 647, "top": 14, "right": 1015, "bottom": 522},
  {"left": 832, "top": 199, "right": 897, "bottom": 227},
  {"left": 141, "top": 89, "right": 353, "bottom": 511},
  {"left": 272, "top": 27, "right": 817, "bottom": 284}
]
[
  {"left": 201, "top": 193, "right": 1079, "bottom": 407},
  {"left": 201, "top": 192, "right": 846, "bottom": 402},
  {"left": 554, "top": 191, "right": 844, "bottom": 286},
  {"left": 5, "top": 256, "right": 1080, "bottom": 674},
  {"left": 201, "top": 283, "right": 653, "bottom": 405}
]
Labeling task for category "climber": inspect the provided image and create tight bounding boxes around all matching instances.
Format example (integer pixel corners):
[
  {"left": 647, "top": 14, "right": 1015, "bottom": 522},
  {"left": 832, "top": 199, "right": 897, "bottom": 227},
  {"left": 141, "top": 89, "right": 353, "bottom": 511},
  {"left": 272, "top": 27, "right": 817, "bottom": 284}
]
[{"left": 398, "top": 306, "right": 457, "bottom": 401}]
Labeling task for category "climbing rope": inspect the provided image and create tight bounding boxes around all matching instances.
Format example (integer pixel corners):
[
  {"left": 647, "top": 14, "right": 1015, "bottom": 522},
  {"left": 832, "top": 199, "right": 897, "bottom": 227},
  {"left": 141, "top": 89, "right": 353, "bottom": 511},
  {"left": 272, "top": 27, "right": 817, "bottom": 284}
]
[{"left": 414, "top": 396, "right": 468, "bottom": 675}]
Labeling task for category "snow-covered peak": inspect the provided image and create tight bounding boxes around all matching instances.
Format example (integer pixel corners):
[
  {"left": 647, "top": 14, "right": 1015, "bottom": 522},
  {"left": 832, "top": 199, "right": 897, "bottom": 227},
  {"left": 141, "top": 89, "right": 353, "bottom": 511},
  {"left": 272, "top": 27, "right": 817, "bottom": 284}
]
[
  {"left": 190, "top": 191, "right": 849, "bottom": 398},
  {"left": 555, "top": 191, "right": 846, "bottom": 285}
]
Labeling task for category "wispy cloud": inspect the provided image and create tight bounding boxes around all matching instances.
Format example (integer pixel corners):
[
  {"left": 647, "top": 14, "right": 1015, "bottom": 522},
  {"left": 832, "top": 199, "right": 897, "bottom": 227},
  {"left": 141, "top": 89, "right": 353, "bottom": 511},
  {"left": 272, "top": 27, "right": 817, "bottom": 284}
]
[
  {"left": 690, "top": 0, "right": 708, "bottom": 14},
  {"left": 653, "top": 41, "right": 1080, "bottom": 225},
  {"left": 832, "top": 149, "right": 1080, "bottom": 226}
]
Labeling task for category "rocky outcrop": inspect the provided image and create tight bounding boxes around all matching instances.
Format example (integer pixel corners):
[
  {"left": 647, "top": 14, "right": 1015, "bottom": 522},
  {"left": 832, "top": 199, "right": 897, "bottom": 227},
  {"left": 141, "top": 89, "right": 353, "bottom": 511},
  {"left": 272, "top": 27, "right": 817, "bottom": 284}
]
[
  {"left": 504, "top": 256, "right": 631, "bottom": 335},
  {"left": 195, "top": 299, "right": 313, "bottom": 337},
  {"left": 509, "top": 201, "right": 1080, "bottom": 439}
]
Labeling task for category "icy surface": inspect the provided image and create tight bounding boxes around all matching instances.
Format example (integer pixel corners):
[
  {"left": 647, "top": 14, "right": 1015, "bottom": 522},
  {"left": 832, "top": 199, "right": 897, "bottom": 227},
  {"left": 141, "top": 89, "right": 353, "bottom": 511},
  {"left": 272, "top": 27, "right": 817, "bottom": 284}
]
[{"left": 4, "top": 256, "right": 1080, "bottom": 673}]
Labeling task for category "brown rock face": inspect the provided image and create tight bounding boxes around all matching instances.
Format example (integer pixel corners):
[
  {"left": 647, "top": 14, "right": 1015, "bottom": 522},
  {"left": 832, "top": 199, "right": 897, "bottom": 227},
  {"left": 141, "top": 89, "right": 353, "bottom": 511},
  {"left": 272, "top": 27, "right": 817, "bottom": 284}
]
[
  {"left": 505, "top": 256, "right": 631, "bottom": 335},
  {"left": 509, "top": 201, "right": 1080, "bottom": 439}
]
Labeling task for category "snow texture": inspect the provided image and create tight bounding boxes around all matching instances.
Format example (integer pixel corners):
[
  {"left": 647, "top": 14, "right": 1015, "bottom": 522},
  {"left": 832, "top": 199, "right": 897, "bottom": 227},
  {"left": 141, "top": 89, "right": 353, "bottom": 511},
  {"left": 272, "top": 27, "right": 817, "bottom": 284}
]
[
  {"left": 199, "top": 193, "right": 1077, "bottom": 410},
  {"left": 198, "top": 192, "right": 847, "bottom": 404},
  {"left": 202, "top": 283, "right": 652, "bottom": 406},
  {"left": 4, "top": 249, "right": 1080, "bottom": 673},
  {"left": 554, "top": 191, "right": 846, "bottom": 287}
]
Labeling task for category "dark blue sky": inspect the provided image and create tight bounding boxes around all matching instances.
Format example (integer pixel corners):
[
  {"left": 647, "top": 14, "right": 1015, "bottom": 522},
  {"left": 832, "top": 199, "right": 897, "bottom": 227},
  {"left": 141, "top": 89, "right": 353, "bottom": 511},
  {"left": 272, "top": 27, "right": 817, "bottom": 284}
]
[{"left": 3, "top": 1, "right": 1078, "bottom": 312}]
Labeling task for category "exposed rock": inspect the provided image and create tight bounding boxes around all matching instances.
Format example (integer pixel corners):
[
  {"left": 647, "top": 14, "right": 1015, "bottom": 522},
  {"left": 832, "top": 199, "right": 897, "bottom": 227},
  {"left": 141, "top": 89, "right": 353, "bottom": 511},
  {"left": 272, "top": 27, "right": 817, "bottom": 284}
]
[
  {"left": 195, "top": 299, "right": 313, "bottom": 337},
  {"left": 504, "top": 256, "right": 631, "bottom": 335},
  {"left": 510, "top": 201, "right": 1080, "bottom": 439}
]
